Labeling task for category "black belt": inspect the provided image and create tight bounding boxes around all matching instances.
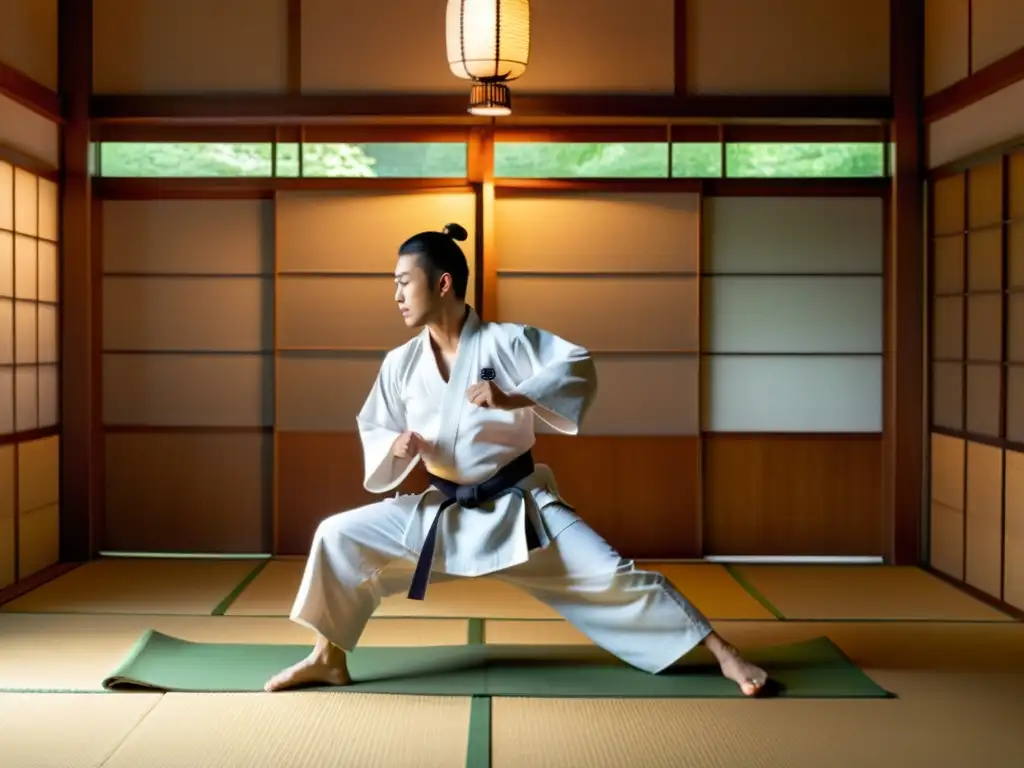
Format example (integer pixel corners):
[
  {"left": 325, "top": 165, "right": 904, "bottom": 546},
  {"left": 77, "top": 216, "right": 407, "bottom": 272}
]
[{"left": 408, "top": 450, "right": 542, "bottom": 600}]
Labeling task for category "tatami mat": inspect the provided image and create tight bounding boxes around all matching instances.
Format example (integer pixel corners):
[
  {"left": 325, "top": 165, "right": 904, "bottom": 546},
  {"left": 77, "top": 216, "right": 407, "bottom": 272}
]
[
  {"left": 226, "top": 559, "right": 561, "bottom": 619},
  {"left": 0, "top": 692, "right": 162, "bottom": 768},
  {"left": 0, "top": 613, "right": 468, "bottom": 692},
  {"left": 732, "top": 564, "right": 1013, "bottom": 621},
  {"left": 484, "top": 618, "right": 1024, "bottom": 673},
  {"left": 490, "top": 671, "right": 1024, "bottom": 767},
  {"left": 0, "top": 558, "right": 265, "bottom": 615},
  {"left": 646, "top": 562, "right": 777, "bottom": 619},
  {"left": 100, "top": 692, "right": 472, "bottom": 768}
]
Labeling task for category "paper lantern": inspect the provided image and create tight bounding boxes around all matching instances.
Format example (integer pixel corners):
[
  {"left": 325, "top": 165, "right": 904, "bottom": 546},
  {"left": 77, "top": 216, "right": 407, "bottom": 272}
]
[{"left": 446, "top": 0, "right": 531, "bottom": 116}]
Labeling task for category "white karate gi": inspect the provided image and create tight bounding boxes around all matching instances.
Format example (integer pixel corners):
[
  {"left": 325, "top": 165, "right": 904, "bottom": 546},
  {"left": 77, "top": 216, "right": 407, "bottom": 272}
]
[{"left": 290, "top": 308, "right": 712, "bottom": 674}]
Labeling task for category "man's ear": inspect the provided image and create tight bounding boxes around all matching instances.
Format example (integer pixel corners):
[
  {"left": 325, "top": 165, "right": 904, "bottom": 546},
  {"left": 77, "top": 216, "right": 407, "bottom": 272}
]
[{"left": 438, "top": 272, "right": 453, "bottom": 297}]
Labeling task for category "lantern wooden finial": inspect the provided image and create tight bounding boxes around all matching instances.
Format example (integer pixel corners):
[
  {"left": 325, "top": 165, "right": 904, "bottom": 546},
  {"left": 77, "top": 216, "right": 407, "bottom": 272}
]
[{"left": 446, "top": 0, "right": 531, "bottom": 116}]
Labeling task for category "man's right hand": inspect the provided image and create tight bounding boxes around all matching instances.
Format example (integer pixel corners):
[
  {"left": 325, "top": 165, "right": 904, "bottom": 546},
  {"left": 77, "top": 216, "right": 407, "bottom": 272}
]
[{"left": 391, "top": 431, "right": 427, "bottom": 459}]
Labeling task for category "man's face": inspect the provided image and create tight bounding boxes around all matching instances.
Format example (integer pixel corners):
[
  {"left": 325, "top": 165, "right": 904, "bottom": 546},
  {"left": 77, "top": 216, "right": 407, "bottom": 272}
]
[{"left": 394, "top": 254, "right": 439, "bottom": 328}]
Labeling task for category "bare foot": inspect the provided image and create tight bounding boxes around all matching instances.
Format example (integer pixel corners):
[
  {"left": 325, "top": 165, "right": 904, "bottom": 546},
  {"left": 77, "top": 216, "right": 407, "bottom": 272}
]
[
  {"left": 703, "top": 633, "right": 768, "bottom": 697},
  {"left": 717, "top": 647, "right": 767, "bottom": 697},
  {"left": 264, "top": 642, "right": 351, "bottom": 692}
]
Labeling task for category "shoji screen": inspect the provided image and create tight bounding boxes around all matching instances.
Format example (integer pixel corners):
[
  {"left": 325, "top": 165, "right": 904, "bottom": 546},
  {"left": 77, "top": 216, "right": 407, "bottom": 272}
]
[
  {"left": 929, "top": 151, "right": 1024, "bottom": 610},
  {"left": 702, "top": 197, "right": 884, "bottom": 431},
  {"left": 702, "top": 196, "right": 885, "bottom": 555},
  {"left": 101, "top": 200, "right": 274, "bottom": 553},
  {"left": 493, "top": 191, "right": 700, "bottom": 555},
  {"left": 0, "top": 162, "right": 60, "bottom": 585},
  {"left": 274, "top": 190, "right": 476, "bottom": 553}
]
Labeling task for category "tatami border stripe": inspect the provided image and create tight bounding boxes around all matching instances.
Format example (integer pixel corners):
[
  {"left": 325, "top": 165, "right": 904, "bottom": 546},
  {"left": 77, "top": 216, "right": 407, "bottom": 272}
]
[
  {"left": 722, "top": 565, "right": 787, "bottom": 620},
  {"left": 210, "top": 560, "right": 272, "bottom": 616},
  {"left": 468, "top": 618, "right": 485, "bottom": 645},
  {"left": 465, "top": 696, "right": 492, "bottom": 768}
]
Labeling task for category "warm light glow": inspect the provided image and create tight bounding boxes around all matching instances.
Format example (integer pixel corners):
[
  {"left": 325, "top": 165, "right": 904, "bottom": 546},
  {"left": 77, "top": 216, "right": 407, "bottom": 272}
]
[
  {"left": 14, "top": 168, "right": 37, "bottom": 237},
  {"left": 446, "top": 0, "right": 530, "bottom": 82},
  {"left": 469, "top": 104, "right": 512, "bottom": 117},
  {"left": 0, "top": 163, "right": 12, "bottom": 232}
]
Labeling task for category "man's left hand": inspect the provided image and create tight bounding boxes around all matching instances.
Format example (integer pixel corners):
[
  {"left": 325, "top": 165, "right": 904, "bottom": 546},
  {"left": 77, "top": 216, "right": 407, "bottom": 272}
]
[{"left": 467, "top": 381, "right": 532, "bottom": 410}]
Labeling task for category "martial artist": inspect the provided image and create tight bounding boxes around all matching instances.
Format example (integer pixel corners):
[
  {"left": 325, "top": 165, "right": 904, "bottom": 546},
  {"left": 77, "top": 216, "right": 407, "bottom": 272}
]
[{"left": 265, "top": 223, "right": 767, "bottom": 696}]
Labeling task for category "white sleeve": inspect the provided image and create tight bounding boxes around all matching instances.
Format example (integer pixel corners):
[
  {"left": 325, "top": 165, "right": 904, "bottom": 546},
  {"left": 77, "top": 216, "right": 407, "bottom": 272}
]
[
  {"left": 356, "top": 353, "right": 420, "bottom": 493},
  {"left": 508, "top": 325, "right": 598, "bottom": 435}
]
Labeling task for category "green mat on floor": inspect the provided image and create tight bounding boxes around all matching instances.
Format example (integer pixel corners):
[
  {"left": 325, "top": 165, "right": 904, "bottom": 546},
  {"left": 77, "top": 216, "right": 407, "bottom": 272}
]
[{"left": 101, "top": 630, "right": 891, "bottom": 699}]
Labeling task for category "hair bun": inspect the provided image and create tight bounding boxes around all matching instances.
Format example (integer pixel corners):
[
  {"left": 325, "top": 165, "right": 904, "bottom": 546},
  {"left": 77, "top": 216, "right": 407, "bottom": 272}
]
[{"left": 443, "top": 223, "right": 468, "bottom": 242}]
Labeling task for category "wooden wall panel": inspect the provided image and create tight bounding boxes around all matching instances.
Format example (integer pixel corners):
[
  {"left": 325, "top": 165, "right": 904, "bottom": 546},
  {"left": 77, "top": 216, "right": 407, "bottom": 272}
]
[
  {"left": 687, "top": 0, "right": 890, "bottom": 95},
  {"left": 302, "top": 0, "right": 675, "bottom": 95},
  {"left": 275, "top": 432, "right": 700, "bottom": 558},
  {"left": 0, "top": 445, "right": 14, "bottom": 588},
  {"left": 927, "top": 144, "right": 1024, "bottom": 616},
  {"left": 100, "top": 199, "right": 274, "bottom": 551},
  {"left": 971, "top": 0, "right": 1024, "bottom": 72},
  {"left": 105, "top": 433, "right": 270, "bottom": 553},
  {"left": 17, "top": 435, "right": 60, "bottom": 578},
  {"left": 103, "top": 200, "right": 274, "bottom": 275},
  {"left": 702, "top": 435, "right": 884, "bottom": 556},
  {"left": 1005, "top": 450, "right": 1024, "bottom": 610},
  {"left": 965, "top": 441, "right": 1003, "bottom": 599},
  {"left": 494, "top": 191, "right": 698, "bottom": 447},
  {"left": 928, "top": 78, "right": 1024, "bottom": 168},
  {"left": 495, "top": 193, "right": 699, "bottom": 274},
  {"left": 0, "top": 0, "right": 58, "bottom": 92},
  {"left": 930, "top": 433, "right": 965, "bottom": 579},
  {"left": 0, "top": 95, "right": 59, "bottom": 170},
  {"left": 276, "top": 192, "right": 477, "bottom": 274},
  {"left": 925, "top": 0, "right": 969, "bottom": 96},
  {"left": 93, "top": 0, "right": 288, "bottom": 94}
]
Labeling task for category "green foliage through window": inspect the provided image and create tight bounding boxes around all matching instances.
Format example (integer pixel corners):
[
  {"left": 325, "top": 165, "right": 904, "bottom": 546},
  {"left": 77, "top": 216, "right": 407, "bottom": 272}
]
[
  {"left": 96, "top": 140, "right": 887, "bottom": 179},
  {"left": 494, "top": 142, "right": 672, "bottom": 178},
  {"left": 99, "top": 143, "right": 275, "bottom": 177},
  {"left": 725, "top": 143, "right": 885, "bottom": 178},
  {"left": 295, "top": 143, "right": 467, "bottom": 178}
]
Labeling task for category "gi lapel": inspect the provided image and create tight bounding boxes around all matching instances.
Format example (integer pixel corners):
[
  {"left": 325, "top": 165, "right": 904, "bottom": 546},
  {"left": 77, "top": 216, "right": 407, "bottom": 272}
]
[{"left": 433, "top": 307, "right": 482, "bottom": 466}]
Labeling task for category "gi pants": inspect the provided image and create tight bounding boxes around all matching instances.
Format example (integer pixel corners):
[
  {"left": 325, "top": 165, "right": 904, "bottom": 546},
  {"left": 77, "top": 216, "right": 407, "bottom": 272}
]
[{"left": 289, "top": 499, "right": 714, "bottom": 675}]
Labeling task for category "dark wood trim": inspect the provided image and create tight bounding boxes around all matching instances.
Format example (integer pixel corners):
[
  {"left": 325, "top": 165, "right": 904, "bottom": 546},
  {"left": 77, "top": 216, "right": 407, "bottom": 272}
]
[
  {"left": 89, "top": 93, "right": 893, "bottom": 122},
  {"left": 931, "top": 425, "right": 1024, "bottom": 455},
  {"left": 93, "top": 177, "right": 474, "bottom": 199},
  {"left": 721, "top": 125, "right": 887, "bottom": 143},
  {"left": 87, "top": 123, "right": 885, "bottom": 145},
  {"left": 887, "top": 0, "right": 926, "bottom": 566},
  {"left": 0, "top": 60, "right": 62, "bottom": 123},
  {"left": 928, "top": 135, "right": 1024, "bottom": 180},
  {"left": 674, "top": 0, "right": 687, "bottom": 95},
  {"left": 468, "top": 127, "right": 495, "bottom": 320},
  {"left": 924, "top": 45, "right": 1024, "bottom": 123},
  {"left": 93, "top": 125, "right": 279, "bottom": 143},
  {"left": 58, "top": 0, "right": 99, "bottom": 564},
  {"left": 287, "top": 0, "right": 302, "bottom": 94},
  {"left": 94, "top": 182, "right": 275, "bottom": 200},
  {"left": 0, "top": 426, "right": 61, "bottom": 447},
  {"left": 495, "top": 126, "right": 673, "bottom": 143},
  {"left": 0, "top": 143, "right": 60, "bottom": 179},
  {"left": 701, "top": 431, "right": 882, "bottom": 440},
  {"left": 494, "top": 177, "right": 888, "bottom": 197},
  {"left": 922, "top": 564, "right": 1024, "bottom": 621},
  {"left": 103, "top": 425, "right": 274, "bottom": 434},
  {"left": 495, "top": 178, "right": 702, "bottom": 195},
  {"left": 702, "top": 178, "right": 888, "bottom": 197},
  {"left": 0, "top": 562, "right": 81, "bottom": 607},
  {"left": 967, "top": 0, "right": 974, "bottom": 77},
  {"left": 1000, "top": 153, "right": 1010, "bottom": 602}
]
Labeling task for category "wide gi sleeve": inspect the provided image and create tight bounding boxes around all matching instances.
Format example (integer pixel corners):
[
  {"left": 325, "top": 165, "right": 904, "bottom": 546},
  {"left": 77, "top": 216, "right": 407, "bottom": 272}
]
[
  {"left": 356, "top": 352, "right": 420, "bottom": 493},
  {"left": 508, "top": 325, "right": 598, "bottom": 435}
]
